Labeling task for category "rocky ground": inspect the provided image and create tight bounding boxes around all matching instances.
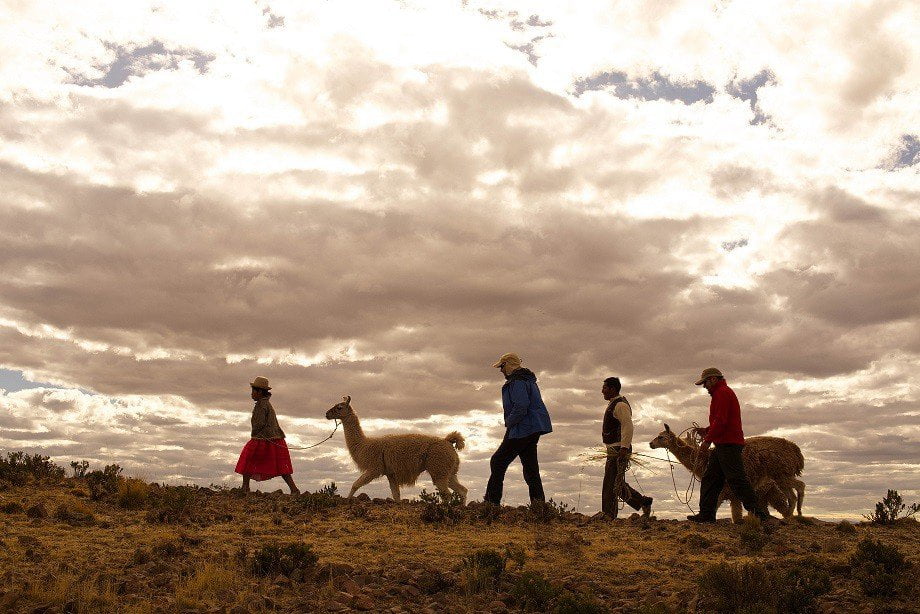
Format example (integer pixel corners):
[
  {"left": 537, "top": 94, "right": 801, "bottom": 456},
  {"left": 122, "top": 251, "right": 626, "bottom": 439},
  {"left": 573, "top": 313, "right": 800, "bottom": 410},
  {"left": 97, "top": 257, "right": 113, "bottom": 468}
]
[{"left": 0, "top": 476, "right": 918, "bottom": 613}]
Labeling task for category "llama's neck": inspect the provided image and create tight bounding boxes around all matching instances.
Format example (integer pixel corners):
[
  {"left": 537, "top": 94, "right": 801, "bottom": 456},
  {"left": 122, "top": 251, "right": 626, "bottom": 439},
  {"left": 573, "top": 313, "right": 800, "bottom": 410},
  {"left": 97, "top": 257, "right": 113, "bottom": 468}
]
[
  {"left": 341, "top": 413, "right": 368, "bottom": 460},
  {"left": 668, "top": 437, "right": 707, "bottom": 477}
]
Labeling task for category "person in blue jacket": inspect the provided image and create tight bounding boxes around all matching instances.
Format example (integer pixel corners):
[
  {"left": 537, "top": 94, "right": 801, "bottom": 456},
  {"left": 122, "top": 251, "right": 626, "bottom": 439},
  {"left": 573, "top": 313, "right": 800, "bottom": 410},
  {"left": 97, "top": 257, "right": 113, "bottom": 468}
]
[{"left": 484, "top": 352, "right": 553, "bottom": 505}]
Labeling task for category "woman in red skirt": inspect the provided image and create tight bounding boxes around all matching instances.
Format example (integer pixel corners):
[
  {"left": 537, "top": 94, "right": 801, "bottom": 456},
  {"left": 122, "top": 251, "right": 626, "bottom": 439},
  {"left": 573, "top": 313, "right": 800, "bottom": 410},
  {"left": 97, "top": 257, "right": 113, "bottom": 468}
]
[{"left": 235, "top": 376, "right": 300, "bottom": 494}]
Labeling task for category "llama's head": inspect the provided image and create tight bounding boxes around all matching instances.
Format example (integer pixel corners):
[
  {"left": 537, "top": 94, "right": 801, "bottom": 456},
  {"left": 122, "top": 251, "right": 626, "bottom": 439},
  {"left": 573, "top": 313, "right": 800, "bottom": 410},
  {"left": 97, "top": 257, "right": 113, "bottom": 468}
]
[
  {"left": 649, "top": 423, "right": 679, "bottom": 449},
  {"left": 325, "top": 395, "right": 354, "bottom": 420}
]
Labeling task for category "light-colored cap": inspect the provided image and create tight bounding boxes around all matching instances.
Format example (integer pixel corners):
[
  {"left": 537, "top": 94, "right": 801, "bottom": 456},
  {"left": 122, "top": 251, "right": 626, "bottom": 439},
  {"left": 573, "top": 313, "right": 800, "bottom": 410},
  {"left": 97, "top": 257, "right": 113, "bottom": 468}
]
[
  {"left": 694, "top": 367, "right": 723, "bottom": 386},
  {"left": 491, "top": 352, "right": 522, "bottom": 368},
  {"left": 250, "top": 376, "right": 272, "bottom": 390}
]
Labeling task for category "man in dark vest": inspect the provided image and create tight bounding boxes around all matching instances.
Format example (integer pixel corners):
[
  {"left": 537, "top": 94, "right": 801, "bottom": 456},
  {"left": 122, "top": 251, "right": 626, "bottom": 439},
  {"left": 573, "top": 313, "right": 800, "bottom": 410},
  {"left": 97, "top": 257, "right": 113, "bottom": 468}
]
[
  {"left": 601, "top": 377, "right": 653, "bottom": 518},
  {"left": 687, "top": 367, "right": 771, "bottom": 523}
]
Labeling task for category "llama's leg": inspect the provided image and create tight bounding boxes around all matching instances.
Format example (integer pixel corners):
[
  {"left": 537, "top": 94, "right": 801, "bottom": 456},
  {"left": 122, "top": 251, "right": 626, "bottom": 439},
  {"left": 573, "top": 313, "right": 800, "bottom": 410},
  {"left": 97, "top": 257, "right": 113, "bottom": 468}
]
[
  {"left": 794, "top": 479, "right": 805, "bottom": 516},
  {"left": 348, "top": 471, "right": 377, "bottom": 498},
  {"left": 730, "top": 498, "right": 744, "bottom": 524},
  {"left": 386, "top": 475, "right": 401, "bottom": 501},
  {"left": 432, "top": 475, "right": 453, "bottom": 500},
  {"left": 448, "top": 474, "right": 468, "bottom": 504}
]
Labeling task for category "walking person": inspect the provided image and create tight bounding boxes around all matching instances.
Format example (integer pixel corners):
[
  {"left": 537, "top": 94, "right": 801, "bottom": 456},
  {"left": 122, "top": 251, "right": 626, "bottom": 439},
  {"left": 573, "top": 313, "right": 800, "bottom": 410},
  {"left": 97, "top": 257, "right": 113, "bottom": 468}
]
[
  {"left": 235, "top": 376, "right": 300, "bottom": 495},
  {"left": 484, "top": 353, "right": 553, "bottom": 505},
  {"left": 601, "top": 377, "right": 653, "bottom": 518},
  {"left": 687, "top": 368, "right": 770, "bottom": 523}
]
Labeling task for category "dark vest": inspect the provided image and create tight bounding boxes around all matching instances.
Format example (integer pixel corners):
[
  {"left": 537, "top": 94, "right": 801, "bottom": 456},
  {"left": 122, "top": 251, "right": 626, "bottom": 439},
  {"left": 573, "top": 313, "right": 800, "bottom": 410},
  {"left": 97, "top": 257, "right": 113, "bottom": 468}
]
[{"left": 602, "top": 396, "right": 631, "bottom": 445}]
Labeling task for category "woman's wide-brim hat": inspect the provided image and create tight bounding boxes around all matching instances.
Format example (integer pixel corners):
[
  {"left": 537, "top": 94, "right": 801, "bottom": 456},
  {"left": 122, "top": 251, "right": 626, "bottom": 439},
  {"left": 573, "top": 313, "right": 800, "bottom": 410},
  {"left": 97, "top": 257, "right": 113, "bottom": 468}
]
[
  {"left": 250, "top": 376, "right": 272, "bottom": 390},
  {"left": 694, "top": 367, "right": 723, "bottom": 385}
]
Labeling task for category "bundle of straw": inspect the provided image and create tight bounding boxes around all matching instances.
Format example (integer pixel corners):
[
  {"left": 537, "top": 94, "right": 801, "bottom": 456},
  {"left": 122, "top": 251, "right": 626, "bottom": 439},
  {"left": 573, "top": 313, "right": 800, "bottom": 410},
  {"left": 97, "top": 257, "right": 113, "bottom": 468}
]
[{"left": 577, "top": 446, "right": 650, "bottom": 469}]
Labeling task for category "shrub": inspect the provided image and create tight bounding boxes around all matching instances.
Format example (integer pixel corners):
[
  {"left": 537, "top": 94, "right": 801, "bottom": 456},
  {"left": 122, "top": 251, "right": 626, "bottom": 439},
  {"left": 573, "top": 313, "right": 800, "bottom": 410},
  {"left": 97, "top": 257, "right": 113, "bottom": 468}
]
[
  {"left": 317, "top": 482, "right": 337, "bottom": 496},
  {"left": 739, "top": 515, "right": 767, "bottom": 552},
  {"left": 0, "top": 451, "right": 65, "bottom": 483},
  {"left": 54, "top": 499, "right": 96, "bottom": 526},
  {"left": 459, "top": 545, "right": 526, "bottom": 595},
  {"left": 528, "top": 498, "right": 570, "bottom": 523},
  {"left": 696, "top": 560, "right": 775, "bottom": 612},
  {"left": 248, "top": 543, "right": 318, "bottom": 579},
  {"left": 836, "top": 520, "right": 857, "bottom": 534},
  {"left": 294, "top": 487, "right": 341, "bottom": 512},
  {"left": 419, "top": 489, "right": 465, "bottom": 524},
  {"left": 117, "top": 478, "right": 149, "bottom": 509},
  {"left": 70, "top": 460, "right": 89, "bottom": 478},
  {"left": 849, "top": 537, "right": 910, "bottom": 597},
  {"left": 863, "top": 490, "right": 920, "bottom": 524},
  {"left": 146, "top": 486, "right": 196, "bottom": 523},
  {"left": 554, "top": 590, "right": 607, "bottom": 614},
  {"left": 511, "top": 571, "right": 558, "bottom": 611},
  {"left": 85, "top": 464, "right": 122, "bottom": 501},
  {"left": 1, "top": 501, "right": 24, "bottom": 514},
  {"left": 777, "top": 556, "right": 831, "bottom": 614}
]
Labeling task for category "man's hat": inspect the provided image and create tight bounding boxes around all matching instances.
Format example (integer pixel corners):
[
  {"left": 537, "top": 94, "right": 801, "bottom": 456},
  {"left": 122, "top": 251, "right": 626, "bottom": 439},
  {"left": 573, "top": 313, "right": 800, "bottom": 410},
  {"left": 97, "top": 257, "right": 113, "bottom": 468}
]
[
  {"left": 250, "top": 376, "right": 272, "bottom": 390},
  {"left": 491, "top": 352, "right": 521, "bottom": 368},
  {"left": 694, "top": 367, "right": 723, "bottom": 386}
]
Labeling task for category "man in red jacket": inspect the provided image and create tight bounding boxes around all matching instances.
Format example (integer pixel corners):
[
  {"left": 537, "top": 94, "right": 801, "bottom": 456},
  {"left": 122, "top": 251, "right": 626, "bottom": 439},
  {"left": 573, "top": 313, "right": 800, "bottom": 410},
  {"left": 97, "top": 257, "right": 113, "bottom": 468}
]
[{"left": 687, "top": 367, "right": 770, "bottom": 523}]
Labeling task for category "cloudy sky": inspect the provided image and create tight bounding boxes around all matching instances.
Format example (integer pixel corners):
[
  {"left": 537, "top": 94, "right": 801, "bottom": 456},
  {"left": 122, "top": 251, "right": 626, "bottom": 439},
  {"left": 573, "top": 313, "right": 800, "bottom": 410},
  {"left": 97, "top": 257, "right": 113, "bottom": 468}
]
[{"left": 1, "top": 0, "right": 918, "bottom": 519}]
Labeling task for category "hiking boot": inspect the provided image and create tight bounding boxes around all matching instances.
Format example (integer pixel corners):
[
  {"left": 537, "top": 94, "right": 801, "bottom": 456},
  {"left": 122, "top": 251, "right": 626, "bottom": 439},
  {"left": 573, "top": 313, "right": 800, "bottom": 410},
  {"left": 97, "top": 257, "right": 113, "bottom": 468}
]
[
  {"left": 641, "top": 497, "right": 653, "bottom": 518},
  {"left": 290, "top": 487, "right": 301, "bottom": 496},
  {"left": 686, "top": 513, "right": 716, "bottom": 523}
]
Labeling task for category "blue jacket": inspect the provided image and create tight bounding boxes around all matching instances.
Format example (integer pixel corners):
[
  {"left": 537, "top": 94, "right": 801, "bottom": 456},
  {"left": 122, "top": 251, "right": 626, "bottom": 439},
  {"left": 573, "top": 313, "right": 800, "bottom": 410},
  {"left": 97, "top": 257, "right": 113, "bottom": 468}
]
[{"left": 501, "top": 368, "right": 553, "bottom": 439}]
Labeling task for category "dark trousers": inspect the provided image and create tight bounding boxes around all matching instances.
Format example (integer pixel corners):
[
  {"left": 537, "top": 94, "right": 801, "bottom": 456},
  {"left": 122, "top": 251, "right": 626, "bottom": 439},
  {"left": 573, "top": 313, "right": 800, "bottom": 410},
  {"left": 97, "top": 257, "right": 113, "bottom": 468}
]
[
  {"left": 602, "top": 454, "right": 646, "bottom": 517},
  {"left": 699, "top": 444, "right": 764, "bottom": 519},
  {"left": 484, "top": 432, "right": 545, "bottom": 504}
]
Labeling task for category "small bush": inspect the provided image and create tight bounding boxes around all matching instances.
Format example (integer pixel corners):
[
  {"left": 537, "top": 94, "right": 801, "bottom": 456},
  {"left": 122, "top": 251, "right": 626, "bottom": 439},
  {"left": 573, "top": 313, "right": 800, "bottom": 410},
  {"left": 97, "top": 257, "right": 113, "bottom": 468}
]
[
  {"left": 317, "top": 482, "right": 337, "bottom": 496},
  {"left": 26, "top": 503, "right": 48, "bottom": 518},
  {"left": 740, "top": 515, "right": 767, "bottom": 552},
  {"left": 863, "top": 490, "right": 920, "bottom": 524},
  {"left": 85, "top": 464, "right": 122, "bottom": 501},
  {"left": 419, "top": 489, "right": 465, "bottom": 524},
  {"left": 70, "top": 460, "right": 89, "bottom": 478},
  {"left": 849, "top": 537, "right": 910, "bottom": 597},
  {"left": 528, "top": 498, "right": 570, "bottom": 523},
  {"left": 511, "top": 571, "right": 558, "bottom": 611},
  {"left": 0, "top": 451, "right": 65, "bottom": 483},
  {"left": 836, "top": 520, "right": 857, "bottom": 534},
  {"left": 293, "top": 484, "right": 341, "bottom": 512},
  {"left": 459, "top": 545, "right": 525, "bottom": 595},
  {"left": 54, "top": 499, "right": 96, "bottom": 526},
  {"left": 1, "top": 501, "right": 24, "bottom": 514},
  {"left": 146, "top": 486, "right": 196, "bottom": 523},
  {"left": 117, "top": 478, "right": 149, "bottom": 509},
  {"left": 778, "top": 556, "right": 831, "bottom": 613},
  {"left": 554, "top": 590, "right": 607, "bottom": 614},
  {"left": 248, "top": 542, "right": 318, "bottom": 579},
  {"left": 696, "top": 560, "right": 775, "bottom": 612}
]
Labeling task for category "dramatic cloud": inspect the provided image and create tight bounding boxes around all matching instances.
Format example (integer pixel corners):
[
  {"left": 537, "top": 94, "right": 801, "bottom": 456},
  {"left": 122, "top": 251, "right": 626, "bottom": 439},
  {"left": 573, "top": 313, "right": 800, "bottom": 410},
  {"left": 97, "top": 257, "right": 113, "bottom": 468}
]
[{"left": 0, "top": 0, "right": 917, "bottom": 518}]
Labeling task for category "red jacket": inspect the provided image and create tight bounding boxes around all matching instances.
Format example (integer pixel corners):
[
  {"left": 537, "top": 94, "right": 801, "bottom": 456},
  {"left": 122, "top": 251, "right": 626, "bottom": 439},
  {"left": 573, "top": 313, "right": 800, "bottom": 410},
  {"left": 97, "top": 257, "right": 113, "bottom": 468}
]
[{"left": 703, "top": 380, "right": 745, "bottom": 445}]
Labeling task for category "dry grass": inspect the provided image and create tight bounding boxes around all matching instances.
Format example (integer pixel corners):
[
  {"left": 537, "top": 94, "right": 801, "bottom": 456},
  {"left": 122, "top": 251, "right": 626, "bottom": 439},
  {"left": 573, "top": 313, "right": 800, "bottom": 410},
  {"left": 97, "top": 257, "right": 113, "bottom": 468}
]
[
  {"left": 174, "top": 562, "right": 242, "bottom": 610},
  {"left": 0, "top": 477, "right": 917, "bottom": 613},
  {"left": 25, "top": 573, "right": 118, "bottom": 613}
]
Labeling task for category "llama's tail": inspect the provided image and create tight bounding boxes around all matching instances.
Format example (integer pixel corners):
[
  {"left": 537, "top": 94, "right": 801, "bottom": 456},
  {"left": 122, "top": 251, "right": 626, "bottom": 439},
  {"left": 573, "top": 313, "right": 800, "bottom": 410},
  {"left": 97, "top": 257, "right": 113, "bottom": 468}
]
[
  {"left": 793, "top": 443, "right": 805, "bottom": 476},
  {"left": 444, "top": 431, "right": 465, "bottom": 451}
]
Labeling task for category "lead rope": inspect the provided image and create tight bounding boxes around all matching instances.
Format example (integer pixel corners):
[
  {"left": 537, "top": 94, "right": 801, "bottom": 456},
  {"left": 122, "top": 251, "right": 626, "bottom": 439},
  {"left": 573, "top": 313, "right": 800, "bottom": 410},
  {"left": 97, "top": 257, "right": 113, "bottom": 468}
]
[
  {"left": 255, "top": 419, "right": 340, "bottom": 450},
  {"left": 668, "top": 424, "right": 704, "bottom": 513}
]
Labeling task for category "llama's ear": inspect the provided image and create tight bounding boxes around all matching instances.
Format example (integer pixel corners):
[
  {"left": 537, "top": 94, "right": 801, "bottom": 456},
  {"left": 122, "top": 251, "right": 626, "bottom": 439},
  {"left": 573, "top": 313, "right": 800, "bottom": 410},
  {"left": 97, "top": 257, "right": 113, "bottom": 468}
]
[
  {"left": 343, "top": 395, "right": 351, "bottom": 405},
  {"left": 664, "top": 423, "right": 671, "bottom": 432}
]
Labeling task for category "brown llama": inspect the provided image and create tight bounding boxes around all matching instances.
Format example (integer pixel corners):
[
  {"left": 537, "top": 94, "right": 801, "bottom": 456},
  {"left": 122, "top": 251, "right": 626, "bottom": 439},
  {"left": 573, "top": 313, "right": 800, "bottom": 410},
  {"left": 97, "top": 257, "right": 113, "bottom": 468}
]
[
  {"left": 325, "top": 396, "right": 468, "bottom": 503},
  {"left": 650, "top": 424, "right": 805, "bottom": 522}
]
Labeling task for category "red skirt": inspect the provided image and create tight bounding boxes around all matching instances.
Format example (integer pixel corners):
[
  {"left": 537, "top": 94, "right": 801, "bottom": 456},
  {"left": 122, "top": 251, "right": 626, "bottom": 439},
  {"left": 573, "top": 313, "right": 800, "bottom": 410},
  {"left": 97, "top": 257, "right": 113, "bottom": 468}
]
[{"left": 235, "top": 438, "right": 293, "bottom": 481}]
